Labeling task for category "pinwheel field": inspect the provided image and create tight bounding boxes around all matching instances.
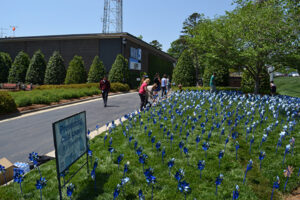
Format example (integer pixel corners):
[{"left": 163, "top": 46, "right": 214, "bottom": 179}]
[{"left": 0, "top": 90, "right": 299, "bottom": 200}]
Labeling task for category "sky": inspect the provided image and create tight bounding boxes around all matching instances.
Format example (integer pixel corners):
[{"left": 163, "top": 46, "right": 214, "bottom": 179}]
[{"left": 0, "top": 0, "right": 235, "bottom": 51}]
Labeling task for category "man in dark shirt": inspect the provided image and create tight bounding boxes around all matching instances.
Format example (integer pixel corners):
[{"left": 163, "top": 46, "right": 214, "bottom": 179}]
[{"left": 99, "top": 76, "right": 110, "bottom": 107}]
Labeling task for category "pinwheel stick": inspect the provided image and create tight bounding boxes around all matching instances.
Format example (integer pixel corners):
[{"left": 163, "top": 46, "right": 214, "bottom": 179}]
[
  {"left": 243, "top": 171, "right": 247, "bottom": 184},
  {"left": 271, "top": 187, "right": 275, "bottom": 200},
  {"left": 40, "top": 188, "right": 42, "bottom": 200},
  {"left": 151, "top": 185, "right": 154, "bottom": 200},
  {"left": 284, "top": 177, "right": 289, "bottom": 191},
  {"left": 19, "top": 182, "right": 23, "bottom": 196}
]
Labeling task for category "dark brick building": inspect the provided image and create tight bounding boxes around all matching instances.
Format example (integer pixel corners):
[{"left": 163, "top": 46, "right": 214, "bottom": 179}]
[{"left": 0, "top": 33, "right": 176, "bottom": 87}]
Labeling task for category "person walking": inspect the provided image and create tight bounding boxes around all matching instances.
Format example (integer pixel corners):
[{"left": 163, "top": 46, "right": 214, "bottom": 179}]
[
  {"left": 210, "top": 72, "right": 216, "bottom": 93},
  {"left": 100, "top": 76, "right": 110, "bottom": 107},
  {"left": 139, "top": 78, "right": 150, "bottom": 111},
  {"left": 153, "top": 73, "right": 161, "bottom": 96},
  {"left": 161, "top": 74, "right": 167, "bottom": 97},
  {"left": 166, "top": 75, "right": 171, "bottom": 94}
]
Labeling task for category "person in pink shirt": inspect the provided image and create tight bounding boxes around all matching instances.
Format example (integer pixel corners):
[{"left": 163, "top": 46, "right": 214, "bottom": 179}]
[{"left": 139, "top": 78, "right": 150, "bottom": 111}]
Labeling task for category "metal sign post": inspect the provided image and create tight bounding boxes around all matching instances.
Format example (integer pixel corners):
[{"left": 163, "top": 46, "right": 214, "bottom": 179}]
[{"left": 52, "top": 111, "right": 89, "bottom": 200}]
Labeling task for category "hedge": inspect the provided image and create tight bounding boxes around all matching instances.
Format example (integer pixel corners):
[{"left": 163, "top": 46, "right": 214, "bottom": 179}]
[
  {"left": 0, "top": 52, "right": 12, "bottom": 83},
  {"left": 0, "top": 91, "right": 17, "bottom": 115},
  {"left": 108, "top": 54, "right": 129, "bottom": 84},
  {"left": 87, "top": 56, "right": 106, "bottom": 83},
  {"left": 25, "top": 50, "right": 47, "bottom": 84},
  {"left": 65, "top": 56, "right": 87, "bottom": 84}
]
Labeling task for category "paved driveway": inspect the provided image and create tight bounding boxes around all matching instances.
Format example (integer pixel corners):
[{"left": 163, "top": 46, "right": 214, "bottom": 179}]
[{"left": 0, "top": 92, "right": 139, "bottom": 163}]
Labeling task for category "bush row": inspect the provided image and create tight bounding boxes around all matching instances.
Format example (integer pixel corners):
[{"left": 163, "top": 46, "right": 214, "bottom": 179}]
[
  {"left": 1, "top": 50, "right": 129, "bottom": 86},
  {"left": 174, "top": 86, "right": 242, "bottom": 92}
]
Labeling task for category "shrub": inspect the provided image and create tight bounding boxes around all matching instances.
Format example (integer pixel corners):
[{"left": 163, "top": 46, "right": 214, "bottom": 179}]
[
  {"left": 108, "top": 54, "right": 129, "bottom": 84},
  {"left": 25, "top": 50, "right": 46, "bottom": 84},
  {"left": 110, "top": 82, "right": 130, "bottom": 92},
  {"left": 172, "top": 50, "right": 196, "bottom": 86},
  {"left": 0, "top": 91, "right": 17, "bottom": 114},
  {"left": 64, "top": 56, "right": 87, "bottom": 84},
  {"left": 35, "top": 83, "right": 98, "bottom": 90},
  {"left": 87, "top": 56, "right": 106, "bottom": 83},
  {"left": 8, "top": 51, "right": 30, "bottom": 83},
  {"left": 203, "top": 63, "right": 229, "bottom": 87},
  {"left": 241, "top": 68, "right": 270, "bottom": 94},
  {"left": 44, "top": 51, "right": 66, "bottom": 84},
  {"left": 0, "top": 52, "right": 12, "bottom": 83}
]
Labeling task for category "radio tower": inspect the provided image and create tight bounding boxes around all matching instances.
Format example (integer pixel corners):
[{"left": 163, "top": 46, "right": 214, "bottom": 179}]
[{"left": 102, "top": 0, "right": 123, "bottom": 33}]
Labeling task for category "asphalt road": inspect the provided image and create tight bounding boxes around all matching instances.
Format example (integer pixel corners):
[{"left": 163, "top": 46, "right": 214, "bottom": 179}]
[{"left": 0, "top": 92, "right": 140, "bottom": 163}]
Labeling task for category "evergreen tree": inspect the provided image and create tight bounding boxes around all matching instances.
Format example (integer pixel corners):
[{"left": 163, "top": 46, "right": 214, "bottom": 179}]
[
  {"left": 8, "top": 51, "right": 30, "bottom": 83},
  {"left": 25, "top": 50, "right": 46, "bottom": 84},
  {"left": 108, "top": 54, "right": 129, "bottom": 83},
  {"left": 64, "top": 55, "right": 87, "bottom": 84},
  {"left": 87, "top": 56, "right": 106, "bottom": 83},
  {"left": 0, "top": 52, "right": 12, "bottom": 83},
  {"left": 172, "top": 50, "right": 196, "bottom": 87},
  {"left": 44, "top": 51, "right": 66, "bottom": 84}
]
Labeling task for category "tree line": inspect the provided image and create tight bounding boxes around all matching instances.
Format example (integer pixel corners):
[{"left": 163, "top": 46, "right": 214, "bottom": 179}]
[
  {"left": 168, "top": 0, "right": 300, "bottom": 94},
  {"left": 0, "top": 50, "right": 130, "bottom": 85}
]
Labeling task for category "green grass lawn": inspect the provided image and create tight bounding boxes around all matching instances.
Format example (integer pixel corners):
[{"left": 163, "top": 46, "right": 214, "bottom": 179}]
[
  {"left": 0, "top": 90, "right": 299, "bottom": 200},
  {"left": 8, "top": 87, "right": 101, "bottom": 107},
  {"left": 274, "top": 77, "right": 300, "bottom": 98}
]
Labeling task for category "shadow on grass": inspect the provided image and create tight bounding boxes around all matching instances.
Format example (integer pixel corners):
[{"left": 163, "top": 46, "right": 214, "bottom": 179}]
[{"left": 76, "top": 171, "right": 111, "bottom": 200}]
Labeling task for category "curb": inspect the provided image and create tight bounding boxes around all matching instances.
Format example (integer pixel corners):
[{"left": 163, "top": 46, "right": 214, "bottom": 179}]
[{"left": 0, "top": 91, "right": 137, "bottom": 121}]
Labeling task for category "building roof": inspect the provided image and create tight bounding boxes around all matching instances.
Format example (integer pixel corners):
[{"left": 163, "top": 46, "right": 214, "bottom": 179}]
[{"left": 0, "top": 32, "right": 177, "bottom": 62}]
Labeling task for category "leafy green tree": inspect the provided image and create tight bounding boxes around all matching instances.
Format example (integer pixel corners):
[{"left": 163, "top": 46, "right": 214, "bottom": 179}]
[
  {"left": 0, "top": 52, "right": 12, "bottom": 83},
  {"left": 203, "top": 63, "right": 229, "bottom": 87},
  {"left": 167, "top": 36, "right": 188, "bottom": 59},
  {"left": 149, "top": 40, "right": 162, "bottom": 50},
  {"left": 87, "top": 56, "right": 106, "bottom": 83},
  {"left": 8, "top": 51, "right": 30, "bottom": 83},
  {"left": 25, "top": 50, "right": 46, "bottom": 84},
  {"left": 44, "top": 51, "right": 66, "bottom": 84},
  {"left": 64, "top": 56, "right": 87, "bottom": 84},
  {"left": 108, "top": 54, "right": 129, "bottom": 84},
  {"left": 241, "top": 67, "right": 270, "bottom": 94},
  {"left": 172, "top": 50, "right": 196, "bottom": 86},
  {"left": 229, "top": 0, "right": 299, "bottom": 93}
]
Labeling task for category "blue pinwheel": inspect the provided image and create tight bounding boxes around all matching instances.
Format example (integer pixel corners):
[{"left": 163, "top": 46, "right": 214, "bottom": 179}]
[
  {"left": 218, "top": 150, "right": 224, "bottom": 168},
  {"left": 276, "top": 137, "right": 282, "bottom": 154},
  {"left": 232, "top": 185, "right": 239, "bottom": 200},
  {"left": 134, "top": 141, "right": 138, "bottom": 150},
  {"left": 178, "top": 180, "right": 191, "bottom": 200},
  {"left": 197, "top": 160, "right": 205, "bottom": 179},
  {"left": 35, "top": 177, "right": 47, "bottom": 200},
  {"left": 104, "top": 133, "right": 108, "bottom": 146},
  {"left": 128, "top": 135, "right": 134, "bottom": 146},
  {"left": 202, "top": 141, "right": 210, "bottom": 158},
  {"left": 123, "top": 161, "right": 129, "bottom": 177},
  {"left": 161, "top": 147, "right": 166, "bottom": 164},
  {"left": 67, "top": 183, "right": 75, "bottom": 200},
  {"left": 29, "top": 152, "right": 42, "bottom": 177},
  {"left": 91, "top": 158, "right": 99, "bottom": 191},
  {"left": 155, "top": 141, "right": 161, "bottom": 155},
  {"left": 259, "top": 151, "right": 266, "bottom": 170},
  {"left": 224, "top": 136, "right": 229, "bottom": 153},
  {"left": 117, "top": 154, "right": 124, "bottom": 169},
  {"left": 0, "top": 164, "right": 7, "bottom": 185},
  {"left": 120, "top": 177, "right": 130, "bottom": 194},
  {"left": 174, "top": 168, "right": 185, "bottom": 183},
  {"left": 113, "top": 184, "right": 121, "bottom": 200},
  {"left": 196, "top": 135, "right": 200, "bottom": 149},
  {"left": 235, "top": 141, "right": 240, "bottom": 161},
  {"left": 109, "top": 137, "right": 113, "bottom": 146},
  {"left": 144, "top": 168, "right": 156, "bottom": 200},
  {"left": 179, "top": 141, "right": 184, "bottom": 156},
  {"left": 138, "top": 189, "right": 145, "bottom": 200},
  {"left": 139, "top": 154, "right": 148, "bottom": 170},
  {"left": 151, "top": 136, "right": 156, "bottom": 149},
  {"left": 183, "top": 147, "right": 189, "bottom": 165},
  {"left": 13, "top": 168, "right": 24, "bottom": 196},
  {"left": 219, "top": 127, "right": 225, "bottom": 142},
  {"left": 260, "top": 134, "right": 267, "bottom": 149},
  {"left": 283, "top": 144, "right": 291, "bottom": 166},
  {"left": 136, "top": 146, "right": 143, "bottom": 156},
  {"left": 215, "top": 174, "right": 224, "bottom": 195},
  {"left": 88, "top": 148, "right": 93, "bottom": 168},
  {"left": 249, "top": 135, "right": 254, "bottom": 154},
  {"left": 167, "top": 158, "right": 175, "bottom": 176},
  {"left": 108, "top": 147, "right": 115, "bottom": 160},
  {"left": 243, "top": 159, "right": 253, "bottom": 184},
  {"left": 186, "top": 131, "right": 189, "bottom": 143},
  {"left": 170, "top": 133, "right": 174, "bottom": 149},
  {"left": 271, "top": 176, "right": 280, "bottom": 200},
  {"left": 290, "top": 137, "right": 295, "bottom": 156}
]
